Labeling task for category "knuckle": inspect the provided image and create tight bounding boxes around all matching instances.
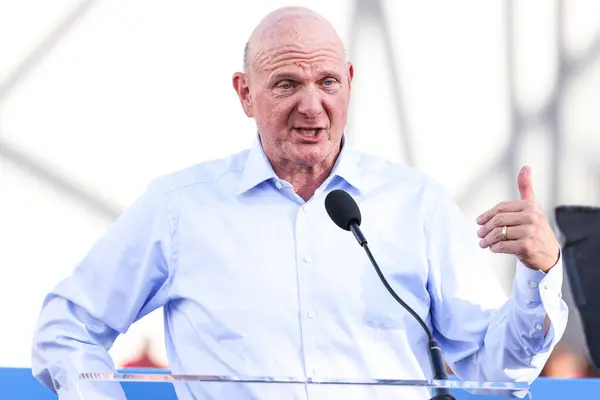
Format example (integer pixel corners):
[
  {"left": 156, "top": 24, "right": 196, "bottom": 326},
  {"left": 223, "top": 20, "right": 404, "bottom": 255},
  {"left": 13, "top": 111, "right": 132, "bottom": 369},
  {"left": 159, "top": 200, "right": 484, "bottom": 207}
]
[
  {"left": 483, "top": 220, "right": 491, "bottom": 230},
  {"left": 521, "top": 238, "right": 534, "bottom": 254},
  {"left": 493, "top": 214, "right": 503, "bottom": 226},
  {"left": 481, "top": 226, "right": 490, "bottom": 239},
  {"left": 530, "top": 201, "right": 543, "bottom": 214}
]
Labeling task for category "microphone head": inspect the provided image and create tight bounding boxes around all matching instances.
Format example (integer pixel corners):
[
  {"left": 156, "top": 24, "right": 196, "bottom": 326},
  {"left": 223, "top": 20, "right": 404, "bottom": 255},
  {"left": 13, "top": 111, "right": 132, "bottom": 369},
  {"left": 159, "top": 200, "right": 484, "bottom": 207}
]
[{"left": 325, "top": 189, "right": 362, "bottom": 231}]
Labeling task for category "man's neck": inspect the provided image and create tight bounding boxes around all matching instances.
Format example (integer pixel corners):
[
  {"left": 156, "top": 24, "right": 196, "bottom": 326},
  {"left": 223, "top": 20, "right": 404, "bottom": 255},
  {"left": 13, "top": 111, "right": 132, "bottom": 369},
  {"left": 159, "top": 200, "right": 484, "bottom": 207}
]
[
  {"left": 273, "top": 165, "right": 333, "bottom": 201},
  {"left": 260, "top": 138, "right": 342, "bottom": 201}
]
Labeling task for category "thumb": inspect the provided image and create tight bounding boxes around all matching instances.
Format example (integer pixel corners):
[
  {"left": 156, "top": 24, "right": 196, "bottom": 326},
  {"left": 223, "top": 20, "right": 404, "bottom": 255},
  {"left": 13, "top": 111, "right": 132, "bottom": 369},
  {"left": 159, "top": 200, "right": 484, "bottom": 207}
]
[{"left": 517, "top": 165, "right": 535, "bottom": 200}]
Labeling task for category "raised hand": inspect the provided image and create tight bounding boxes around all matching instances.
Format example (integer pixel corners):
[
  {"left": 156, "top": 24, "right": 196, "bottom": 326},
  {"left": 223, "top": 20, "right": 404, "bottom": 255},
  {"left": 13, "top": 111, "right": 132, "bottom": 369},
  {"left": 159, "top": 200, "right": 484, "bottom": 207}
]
[{"left": 476, "top": 166, "right": 560, "bottom": 272}]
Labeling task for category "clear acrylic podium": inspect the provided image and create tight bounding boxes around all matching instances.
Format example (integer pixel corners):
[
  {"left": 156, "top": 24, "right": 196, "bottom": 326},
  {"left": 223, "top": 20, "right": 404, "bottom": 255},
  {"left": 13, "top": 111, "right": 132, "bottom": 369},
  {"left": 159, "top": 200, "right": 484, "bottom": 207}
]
[{"left": 78, "top": 372, "right": 532, "bottom": 399}]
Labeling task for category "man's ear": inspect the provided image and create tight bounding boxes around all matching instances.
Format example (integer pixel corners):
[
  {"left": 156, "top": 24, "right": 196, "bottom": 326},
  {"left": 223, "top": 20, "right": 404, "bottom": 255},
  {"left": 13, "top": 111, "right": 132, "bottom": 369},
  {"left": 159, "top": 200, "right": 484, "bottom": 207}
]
[
  {"left": 232, "top": 72, "right": 253, "bottom": 117},
  {"left": 346, "top": 62, "right": 354, "bottom": 89}
]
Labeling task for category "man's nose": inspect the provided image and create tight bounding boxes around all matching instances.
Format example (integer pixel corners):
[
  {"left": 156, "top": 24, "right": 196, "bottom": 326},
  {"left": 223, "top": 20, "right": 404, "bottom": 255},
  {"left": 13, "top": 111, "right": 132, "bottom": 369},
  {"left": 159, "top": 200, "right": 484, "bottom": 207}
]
[{"left": 296, "top": 88, "right": 324, "bottom": 119}]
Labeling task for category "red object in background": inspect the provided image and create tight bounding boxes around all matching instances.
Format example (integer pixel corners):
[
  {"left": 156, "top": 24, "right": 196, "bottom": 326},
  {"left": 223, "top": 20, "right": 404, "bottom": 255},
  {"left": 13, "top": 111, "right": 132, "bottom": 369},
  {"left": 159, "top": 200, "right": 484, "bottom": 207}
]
[
  {"left": 122, "top": 351, "right": 164, "bottom": 368},
  {"left": 121, "top": 339, "right": 167, "bottom": 369}
]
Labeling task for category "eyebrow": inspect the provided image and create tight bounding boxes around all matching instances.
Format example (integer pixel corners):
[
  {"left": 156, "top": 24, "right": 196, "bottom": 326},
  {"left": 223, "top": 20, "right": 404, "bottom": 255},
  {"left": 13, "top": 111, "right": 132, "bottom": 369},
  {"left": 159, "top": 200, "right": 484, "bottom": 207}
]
[
  {"left": 268, "top": 70, "right": 343, "bottom": 85},
  {"left": 268, "top": 72, "right": 303, "bottom": 84}
]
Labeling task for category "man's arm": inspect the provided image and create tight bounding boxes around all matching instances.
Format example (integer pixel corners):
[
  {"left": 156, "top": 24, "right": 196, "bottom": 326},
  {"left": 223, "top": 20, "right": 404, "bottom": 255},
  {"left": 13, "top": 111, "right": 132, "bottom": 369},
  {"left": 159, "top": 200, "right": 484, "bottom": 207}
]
[
  {"left": 425, "top": 192, "right": 568, "bottom": 388},
  {"left": 452, "top": 259, "right": 566, "bottom": 383},
  {"left": 32, "top": 181, "right": 174, "bottom": 399}
]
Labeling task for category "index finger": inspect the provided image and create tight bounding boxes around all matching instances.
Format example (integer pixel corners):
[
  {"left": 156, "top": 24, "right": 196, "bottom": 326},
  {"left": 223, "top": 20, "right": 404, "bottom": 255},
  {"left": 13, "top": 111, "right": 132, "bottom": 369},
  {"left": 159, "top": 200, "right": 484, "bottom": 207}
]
[{"left": 476, "top": 200, "right": 530, "bottom": 225}]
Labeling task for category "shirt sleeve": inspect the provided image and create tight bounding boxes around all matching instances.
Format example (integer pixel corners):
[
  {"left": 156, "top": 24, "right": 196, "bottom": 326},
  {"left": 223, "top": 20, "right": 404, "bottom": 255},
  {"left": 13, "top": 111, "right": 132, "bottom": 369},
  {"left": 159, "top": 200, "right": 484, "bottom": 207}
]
[
  {"left": 425, "top": 191, "right": 568, "bottom": 391},
  {"left": 31, "top": 180, "right": 175, "bottom": 399}
]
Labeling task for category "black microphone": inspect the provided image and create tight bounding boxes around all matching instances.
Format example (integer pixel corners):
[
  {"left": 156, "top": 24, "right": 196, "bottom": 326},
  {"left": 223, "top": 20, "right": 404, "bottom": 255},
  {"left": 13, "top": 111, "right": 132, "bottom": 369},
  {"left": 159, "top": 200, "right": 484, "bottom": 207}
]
[{"left": 325, "top": 189, "right": 455, "bottom": 400}]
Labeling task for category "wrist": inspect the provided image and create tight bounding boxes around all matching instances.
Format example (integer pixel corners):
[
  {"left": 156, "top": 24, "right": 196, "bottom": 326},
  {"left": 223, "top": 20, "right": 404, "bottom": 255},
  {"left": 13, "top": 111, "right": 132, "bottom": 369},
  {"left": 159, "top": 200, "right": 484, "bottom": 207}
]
[{"left": 541, "top": 247, "right": 561, "bottom": 273}]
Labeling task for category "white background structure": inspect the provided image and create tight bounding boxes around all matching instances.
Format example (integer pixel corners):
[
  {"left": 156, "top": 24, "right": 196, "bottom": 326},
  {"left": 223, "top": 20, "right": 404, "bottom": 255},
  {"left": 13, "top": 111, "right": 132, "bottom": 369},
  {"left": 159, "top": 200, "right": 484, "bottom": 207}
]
[{"left": 1, "top": 0, "right": 599, "bottom": 369}]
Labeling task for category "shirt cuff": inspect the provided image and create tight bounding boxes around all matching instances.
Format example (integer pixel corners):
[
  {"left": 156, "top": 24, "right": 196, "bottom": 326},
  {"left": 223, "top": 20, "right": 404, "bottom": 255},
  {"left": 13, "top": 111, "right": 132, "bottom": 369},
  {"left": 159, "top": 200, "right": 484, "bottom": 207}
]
[
  {"left": 512, "top": 252, "right": 568, "bottom": 355},
  {"left": 514, "top": 253, "right": 563, "bottom": 304}
]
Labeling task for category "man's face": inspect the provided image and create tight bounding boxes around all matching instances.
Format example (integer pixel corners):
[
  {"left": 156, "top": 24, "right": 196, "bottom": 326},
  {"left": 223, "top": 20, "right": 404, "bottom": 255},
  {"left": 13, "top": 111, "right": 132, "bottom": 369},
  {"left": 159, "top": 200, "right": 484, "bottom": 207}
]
[{"left": 234, "top": 22, "right": 353, "bottom": 168}]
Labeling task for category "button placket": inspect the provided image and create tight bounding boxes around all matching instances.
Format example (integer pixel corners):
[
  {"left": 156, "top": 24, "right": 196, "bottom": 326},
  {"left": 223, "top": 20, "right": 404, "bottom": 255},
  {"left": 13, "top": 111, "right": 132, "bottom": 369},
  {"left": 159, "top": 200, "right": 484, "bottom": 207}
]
[{"left": 294, "top": 203, "right": 317, "bottom": 377}]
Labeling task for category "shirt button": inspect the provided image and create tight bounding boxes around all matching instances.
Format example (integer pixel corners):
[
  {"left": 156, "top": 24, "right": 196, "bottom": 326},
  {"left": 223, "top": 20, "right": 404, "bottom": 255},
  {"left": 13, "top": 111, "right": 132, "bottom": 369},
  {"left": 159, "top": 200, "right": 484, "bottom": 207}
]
[
  {"left": 275, "top": 181, "right": 283, "bottom": 189},
  {"left": 312, "top": 367, "right": 318, "bottom": 375},
  {"left": 308, "top": 310, "right": 317, "bottom": 319},
  {"left": 529, "top": 281, "right": 538, "bottom": 289},
  {"left": 301, "top": 205, "right": 308, "bottom": 213},
  {"left": 535, "top": 324, "right": 543, "bottom": 331},
  {"left": 303, "top": 255, "right": 312, "bottom": 263}
]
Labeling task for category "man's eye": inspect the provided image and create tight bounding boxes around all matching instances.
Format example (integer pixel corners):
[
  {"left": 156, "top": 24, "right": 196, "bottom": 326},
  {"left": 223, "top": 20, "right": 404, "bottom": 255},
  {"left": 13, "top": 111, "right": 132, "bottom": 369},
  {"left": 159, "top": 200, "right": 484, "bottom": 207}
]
[
  {"left": 323, "top": 80, "right": 334, "bottom": 86},
  {"left": 279, "top": 83, "right": 293, "bottom": 90}
]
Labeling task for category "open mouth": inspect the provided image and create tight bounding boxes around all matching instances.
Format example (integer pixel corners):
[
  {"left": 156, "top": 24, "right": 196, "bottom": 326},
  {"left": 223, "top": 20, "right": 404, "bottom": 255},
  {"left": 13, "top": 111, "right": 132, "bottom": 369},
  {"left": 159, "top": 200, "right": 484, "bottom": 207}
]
[{"left": 294, "top": 128, "right": 323, "bottom": 139}]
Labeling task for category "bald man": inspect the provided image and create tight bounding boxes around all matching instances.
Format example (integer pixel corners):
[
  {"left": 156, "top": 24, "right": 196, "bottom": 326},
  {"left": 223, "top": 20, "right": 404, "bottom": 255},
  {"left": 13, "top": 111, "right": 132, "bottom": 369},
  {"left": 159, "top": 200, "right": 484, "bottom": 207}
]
[{"left": 32, "top": 6, "right": 567, "bottom": 400}]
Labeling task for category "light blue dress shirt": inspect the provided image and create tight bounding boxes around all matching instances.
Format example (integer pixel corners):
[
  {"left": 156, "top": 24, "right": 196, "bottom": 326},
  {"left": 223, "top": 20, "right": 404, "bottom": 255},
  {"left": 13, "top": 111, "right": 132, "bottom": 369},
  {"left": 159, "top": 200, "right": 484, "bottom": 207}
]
[{"left": 32, "top": 136, "right": 568, "bottom": 399}]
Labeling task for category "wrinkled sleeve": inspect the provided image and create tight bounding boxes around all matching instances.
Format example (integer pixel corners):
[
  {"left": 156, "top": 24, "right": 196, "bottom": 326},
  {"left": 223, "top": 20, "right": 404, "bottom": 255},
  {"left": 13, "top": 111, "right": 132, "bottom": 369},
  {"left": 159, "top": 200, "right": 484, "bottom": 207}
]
[
  {"left": 31, "top": 181, "right": 174, "bottom": 399},
  {"left": 426, "top": 192, "right": 568, "bottom": 396}
]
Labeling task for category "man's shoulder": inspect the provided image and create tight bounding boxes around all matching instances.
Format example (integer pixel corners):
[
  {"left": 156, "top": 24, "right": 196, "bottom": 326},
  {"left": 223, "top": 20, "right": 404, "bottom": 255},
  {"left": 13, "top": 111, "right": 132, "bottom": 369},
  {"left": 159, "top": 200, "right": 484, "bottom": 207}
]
[
  {"left": 150, "top": 148, "right": 251, "bottom": 195},
  {"left": 355, "top": 150, "right": 448, "bottom": 197}
]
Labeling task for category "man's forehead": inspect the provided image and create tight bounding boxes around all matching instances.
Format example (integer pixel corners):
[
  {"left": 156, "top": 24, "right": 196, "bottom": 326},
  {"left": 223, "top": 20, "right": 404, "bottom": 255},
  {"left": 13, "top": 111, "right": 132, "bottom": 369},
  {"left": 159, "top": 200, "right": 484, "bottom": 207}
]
[{"left": 256, "top": 42, "right": 344, "bottom": 66}]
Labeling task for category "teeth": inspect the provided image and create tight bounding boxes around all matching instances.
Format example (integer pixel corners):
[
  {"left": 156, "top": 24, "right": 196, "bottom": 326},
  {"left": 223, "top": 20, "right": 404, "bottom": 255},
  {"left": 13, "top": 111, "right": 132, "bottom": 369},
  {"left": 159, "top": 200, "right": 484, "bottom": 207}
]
[{"left": 297, "top": 128, "right": 319, "bottom": 137}]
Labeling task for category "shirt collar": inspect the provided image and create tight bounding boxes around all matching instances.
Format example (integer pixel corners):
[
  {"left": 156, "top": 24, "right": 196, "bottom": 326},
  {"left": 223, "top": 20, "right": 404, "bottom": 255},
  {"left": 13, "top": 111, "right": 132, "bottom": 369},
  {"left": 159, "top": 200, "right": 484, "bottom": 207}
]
[
  {"left": 236, "top": 133, "right": 365, "bottom": 196},
  {"left": 236, "top": 135, "right": 278, "bottom": 196},
  {"left": 326, "top": 135, "right": 365, "bottom": 194}
]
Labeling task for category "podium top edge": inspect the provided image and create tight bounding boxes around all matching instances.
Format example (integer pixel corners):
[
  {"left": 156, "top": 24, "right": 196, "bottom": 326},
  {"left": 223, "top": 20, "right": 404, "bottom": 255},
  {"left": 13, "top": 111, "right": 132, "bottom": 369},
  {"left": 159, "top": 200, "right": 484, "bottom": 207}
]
[{"left": 78, "top": 373, "right": 529, "bottom": 390}]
